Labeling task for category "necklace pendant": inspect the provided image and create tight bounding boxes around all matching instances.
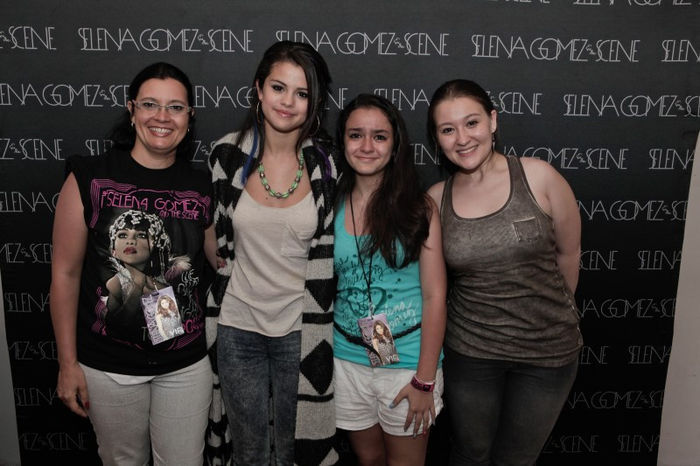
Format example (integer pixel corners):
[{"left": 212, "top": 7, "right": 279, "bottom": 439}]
[{"left": 257, "top": 150, "right": 305, "bottom": 200}]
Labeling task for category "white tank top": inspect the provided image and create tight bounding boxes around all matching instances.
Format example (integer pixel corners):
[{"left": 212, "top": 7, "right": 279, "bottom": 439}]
[{"left": 219, "top": 189, "right": 317, "bottom": 336}]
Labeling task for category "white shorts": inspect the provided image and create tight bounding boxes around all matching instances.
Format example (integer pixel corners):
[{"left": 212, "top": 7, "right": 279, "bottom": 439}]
[{"left": 334, "top": 357, "right": 444, "bottom": 436}]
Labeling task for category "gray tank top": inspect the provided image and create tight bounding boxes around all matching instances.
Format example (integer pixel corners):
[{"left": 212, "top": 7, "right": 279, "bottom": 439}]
[{"left": 441, "top": 156, "right": 582, "bottom": 367}]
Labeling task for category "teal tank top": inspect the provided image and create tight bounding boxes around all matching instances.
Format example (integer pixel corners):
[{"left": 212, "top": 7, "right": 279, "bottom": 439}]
[{"left": 334, "top": 199, "right": 442, "bottom": 369}]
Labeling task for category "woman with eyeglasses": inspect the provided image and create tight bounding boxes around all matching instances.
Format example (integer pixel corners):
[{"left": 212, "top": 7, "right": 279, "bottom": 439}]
[
  {"left": 50, "top": 62, "right": 216, "bottom": 466},
  {"left": 205, "top": 41, "right": 338, "bottom": 465}
]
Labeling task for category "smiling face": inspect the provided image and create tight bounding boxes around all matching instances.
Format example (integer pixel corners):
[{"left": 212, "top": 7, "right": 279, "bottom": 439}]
[
  {"left": 128, "top": 77, "right": 192, "bottom": 165},
  {"left": 433, "top": 96, "right": 498, "bottom": 173},
  {"left": 374, "top": 322, "right": 385, "bottom": 336},
  {"left": 112, "top": 228, "right": 152, "bottom": 270},
  {"left": 343, "top": 106, "right": 394, "bottom": 181},
  {"left": 256, "top": 60, "right": 309, "bottom": 136}
]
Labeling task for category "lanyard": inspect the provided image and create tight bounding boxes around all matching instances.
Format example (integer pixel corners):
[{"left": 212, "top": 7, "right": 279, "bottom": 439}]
[{"left": 349, "top": 195, "right": 375, "bottom": 317}]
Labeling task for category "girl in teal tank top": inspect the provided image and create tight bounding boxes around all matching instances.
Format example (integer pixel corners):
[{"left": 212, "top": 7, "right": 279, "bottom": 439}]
[{"left": 333, "top": 94, "right": 447, "bottom": 466}]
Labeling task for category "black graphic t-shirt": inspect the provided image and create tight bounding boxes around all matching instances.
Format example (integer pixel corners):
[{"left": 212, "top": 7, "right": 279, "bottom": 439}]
[{"left": 68, "top": 149, "right": 212, "bottom": 375}]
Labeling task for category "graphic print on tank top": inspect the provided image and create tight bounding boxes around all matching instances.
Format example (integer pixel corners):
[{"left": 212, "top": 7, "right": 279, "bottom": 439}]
[
  {"left": 335, "top": 251, "right": 421, "bottom": 339},
  {"left": 334, "top": 200, "right": 422, "bottom": 344},
  {"left": 88, "top": 179, "right": 210, "bottom": 348}
]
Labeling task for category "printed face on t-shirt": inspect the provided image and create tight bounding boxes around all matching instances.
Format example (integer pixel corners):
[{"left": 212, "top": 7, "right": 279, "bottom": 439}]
[{"left": 112, "top": 228, "right": 152, "bottom": 270}]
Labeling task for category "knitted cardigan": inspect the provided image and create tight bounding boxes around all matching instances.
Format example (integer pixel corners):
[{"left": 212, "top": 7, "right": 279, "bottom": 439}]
[{"left": 204, "top": 131, "right": 339, "bottom": 466}]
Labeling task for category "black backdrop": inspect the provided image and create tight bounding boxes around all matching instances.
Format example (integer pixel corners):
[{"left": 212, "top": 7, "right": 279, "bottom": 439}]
[{"left": 1, "top": 1, "right": 699, "bottom": 465}]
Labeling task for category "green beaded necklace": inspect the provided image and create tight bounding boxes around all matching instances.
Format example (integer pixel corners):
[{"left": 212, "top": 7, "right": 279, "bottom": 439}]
[{"left": 257, "top": 150, "right": 305, "bottom": 199}]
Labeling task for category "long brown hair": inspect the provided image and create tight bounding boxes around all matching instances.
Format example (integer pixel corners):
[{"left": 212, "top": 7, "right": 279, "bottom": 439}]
[
  {"left": 236, "top": 41, "right": 333, "bottom": 184},
  {"left": 336, "top": 94, "right": 429, "bottom": 269}
]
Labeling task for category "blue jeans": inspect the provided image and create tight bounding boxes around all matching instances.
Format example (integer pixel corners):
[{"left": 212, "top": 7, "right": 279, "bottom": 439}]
[
  {"left": 443, "top": 347, "right": 578, "bottom": 466},
  {"left": 217, "top": 325, "right": 301, "bottom": 466}
]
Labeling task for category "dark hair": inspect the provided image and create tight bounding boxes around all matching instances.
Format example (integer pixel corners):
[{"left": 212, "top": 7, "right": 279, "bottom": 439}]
[
  {"left": 109, "top": 62, "right": 196, "bottom": 160},
  {"left": 373, "top": 320, "right": 391, "bottom": 343},
  {"left": 237, "top": 41, "right": 333, "bottom": 183},
  {"left": 427, "top": 79, "right": 498, "bottom": 168},
  {"left": 157, "top": 295, "right": 176, "bottom": 316},
  {"left": 336, "top": 94, "right": 429, "bottom": 269}
]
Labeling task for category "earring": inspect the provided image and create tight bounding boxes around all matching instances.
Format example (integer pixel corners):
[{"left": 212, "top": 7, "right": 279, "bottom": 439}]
[
  {"left": 130, "top": 121, "right": 134, "bottom": 127},
  {"left": 309, "top": 114, "right": 321, "bottom": 135}
]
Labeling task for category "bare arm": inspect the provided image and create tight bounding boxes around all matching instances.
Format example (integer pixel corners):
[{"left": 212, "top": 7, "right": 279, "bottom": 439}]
[
  {"left": 392, "top": 198, "right": 447, "bottom": 435},
  {"left": 415, "top": 198, "right": 447, "bottom": 384},
  {"left": 49, "top": 174, "right": 89, "bottom": 417},
  {"left": 203, "top": 223, "right": 220, "bottom": 270},
  {"left": 548, "top": 172, "right": 581, "bottom": 293},
  {"left": 105, "top": 275, "right": 123, "bottom": 311},
  {"left": 520, "top": 157, "right": 581, "bottom": 293},
  {"left": 522, "top": 158, "right": 581, "bottom": 293},
  {"left": 427, "top": 181, "right": 446, "bottom": 213}
]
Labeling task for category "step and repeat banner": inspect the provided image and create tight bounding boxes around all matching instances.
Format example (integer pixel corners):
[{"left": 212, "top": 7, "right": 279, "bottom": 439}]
[{"left": 1, "top": 1, "right": 698, "bottom": 464}]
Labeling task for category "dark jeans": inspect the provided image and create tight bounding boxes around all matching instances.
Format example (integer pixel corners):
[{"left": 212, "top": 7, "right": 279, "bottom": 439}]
[
  {"left": 443, "top": 347, "right": 578, "bottom": 466},
  {"left": 217, "top": 325, "right": 301, "bottom": 466}
]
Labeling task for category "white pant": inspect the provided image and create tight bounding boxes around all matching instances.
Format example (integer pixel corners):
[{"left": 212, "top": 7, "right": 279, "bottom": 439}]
[
  {"left": 80, "top": 357, "right": 212, "bottom": 466},
  {"left": 334, "top": 358, "right": 444, "bottom": 436}
]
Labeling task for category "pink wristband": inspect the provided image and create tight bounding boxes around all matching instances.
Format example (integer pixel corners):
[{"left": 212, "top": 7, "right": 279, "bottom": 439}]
[{"left": 410, "top": 375, "right": 435, "bottom": 392}]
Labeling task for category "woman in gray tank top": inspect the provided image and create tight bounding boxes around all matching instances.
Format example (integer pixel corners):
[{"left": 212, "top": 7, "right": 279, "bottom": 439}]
[{"left": 426, "top": 79, "right": 583, "bottom": 466}]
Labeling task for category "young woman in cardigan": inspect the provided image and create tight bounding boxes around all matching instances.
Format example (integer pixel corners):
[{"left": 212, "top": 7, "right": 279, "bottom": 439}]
[
  {"left": 333, "top": 94, "right": 447, "bottom": 466},
  {"left": 205, "top": 41, "right": 338, "bottom": 465}
]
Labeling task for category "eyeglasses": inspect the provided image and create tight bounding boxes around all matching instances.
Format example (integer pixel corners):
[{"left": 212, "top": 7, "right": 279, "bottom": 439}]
[{"left": 132, "top": 100, "right": 192, "bottom": 116}]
